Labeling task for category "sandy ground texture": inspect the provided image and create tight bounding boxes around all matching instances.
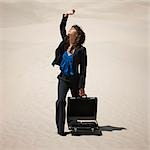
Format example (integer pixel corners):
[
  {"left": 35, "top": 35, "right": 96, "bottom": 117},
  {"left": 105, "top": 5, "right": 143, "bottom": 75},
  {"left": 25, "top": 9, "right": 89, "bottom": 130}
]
[{"left": 0, "top": 0, "right": 150, "bottom": 150}]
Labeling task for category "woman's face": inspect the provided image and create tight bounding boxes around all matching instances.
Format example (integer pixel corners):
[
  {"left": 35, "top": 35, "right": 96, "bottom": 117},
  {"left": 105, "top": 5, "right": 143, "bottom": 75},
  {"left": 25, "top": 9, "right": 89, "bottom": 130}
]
[{"left": 68, "top": 27, "right": 78, "bottom": 38}]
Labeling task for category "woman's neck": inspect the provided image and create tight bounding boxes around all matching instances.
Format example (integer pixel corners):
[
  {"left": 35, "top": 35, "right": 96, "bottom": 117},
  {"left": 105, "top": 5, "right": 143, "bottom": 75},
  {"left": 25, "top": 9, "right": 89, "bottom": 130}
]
[
  {"left": 67, "top": 42, "right": 75, "bottom": 54},
  {"left": 69, "top": 36, "right": 75, "bottom": 46}
]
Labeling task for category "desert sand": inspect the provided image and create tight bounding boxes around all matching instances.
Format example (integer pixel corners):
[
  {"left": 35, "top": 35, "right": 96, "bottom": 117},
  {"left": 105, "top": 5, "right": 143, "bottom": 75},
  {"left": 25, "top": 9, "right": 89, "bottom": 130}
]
[{"left": 0, "top": 0, "right": 150, "bottom": 150}]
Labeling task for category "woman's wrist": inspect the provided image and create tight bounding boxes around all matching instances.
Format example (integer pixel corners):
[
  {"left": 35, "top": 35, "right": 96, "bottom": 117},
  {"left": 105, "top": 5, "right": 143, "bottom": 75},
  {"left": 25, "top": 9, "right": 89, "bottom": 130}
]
[{"left": 64, "top": 13, "right": 68, "bottom": 17}]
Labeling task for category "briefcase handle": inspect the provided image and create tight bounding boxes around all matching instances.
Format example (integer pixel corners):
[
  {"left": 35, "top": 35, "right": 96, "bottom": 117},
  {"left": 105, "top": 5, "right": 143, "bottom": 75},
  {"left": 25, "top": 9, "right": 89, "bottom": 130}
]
[
  {"left": 81, "top": 95, "right": 87, "bottom": 98},
  {"left": 76, "top": 95, "right": 87, "bottom": 100}
]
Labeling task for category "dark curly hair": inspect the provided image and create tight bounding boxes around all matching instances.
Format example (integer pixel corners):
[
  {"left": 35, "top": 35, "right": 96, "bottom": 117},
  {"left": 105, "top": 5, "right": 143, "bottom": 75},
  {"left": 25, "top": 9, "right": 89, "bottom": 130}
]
[{"left": 64, "top": 25, "right": 86, "bottom": 52}]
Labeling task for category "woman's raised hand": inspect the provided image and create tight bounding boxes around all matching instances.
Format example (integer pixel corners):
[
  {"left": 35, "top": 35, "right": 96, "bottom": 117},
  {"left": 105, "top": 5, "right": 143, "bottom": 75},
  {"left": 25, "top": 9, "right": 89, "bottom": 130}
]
[{"left": 64, "top": 9, "right": 75, "bottom": 17}]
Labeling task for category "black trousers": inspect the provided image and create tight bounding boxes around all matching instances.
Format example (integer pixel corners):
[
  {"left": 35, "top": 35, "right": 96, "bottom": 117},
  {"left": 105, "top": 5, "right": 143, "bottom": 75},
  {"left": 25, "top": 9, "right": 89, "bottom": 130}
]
[{"left": 56, "top": 75, "right": 79, "bottom": 133}]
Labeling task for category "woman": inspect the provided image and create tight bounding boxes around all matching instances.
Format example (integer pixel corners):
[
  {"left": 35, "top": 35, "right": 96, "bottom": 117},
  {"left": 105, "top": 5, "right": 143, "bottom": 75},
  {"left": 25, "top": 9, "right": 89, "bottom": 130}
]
[{"left": 52, "top": 9, "right": 87, "bottom": 136}]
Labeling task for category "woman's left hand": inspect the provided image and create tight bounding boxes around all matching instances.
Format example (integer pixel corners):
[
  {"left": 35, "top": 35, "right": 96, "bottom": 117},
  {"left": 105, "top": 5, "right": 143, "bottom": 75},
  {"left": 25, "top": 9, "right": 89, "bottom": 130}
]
[{"left": 79, "top": 88, "right": 87, "bottom": 97}]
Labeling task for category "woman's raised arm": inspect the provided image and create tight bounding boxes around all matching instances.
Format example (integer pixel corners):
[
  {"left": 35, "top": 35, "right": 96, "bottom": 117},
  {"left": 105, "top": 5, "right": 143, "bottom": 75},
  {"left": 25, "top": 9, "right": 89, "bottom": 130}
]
[{"left": 60, "top": 9, "right": 75, "bottom": 40}]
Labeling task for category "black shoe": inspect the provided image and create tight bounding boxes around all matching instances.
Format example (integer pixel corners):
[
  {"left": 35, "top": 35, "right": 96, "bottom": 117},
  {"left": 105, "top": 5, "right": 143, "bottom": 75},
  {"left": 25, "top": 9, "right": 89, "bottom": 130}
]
[{"left": 58, "top": 132, "right": 67, "bottom": 136}]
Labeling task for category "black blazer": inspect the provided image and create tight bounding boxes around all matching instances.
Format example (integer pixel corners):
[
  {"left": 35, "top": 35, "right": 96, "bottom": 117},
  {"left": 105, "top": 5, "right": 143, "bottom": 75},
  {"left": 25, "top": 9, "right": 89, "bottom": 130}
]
[{"left": 52, "top": 14, "right": 87, "bottom": 89}]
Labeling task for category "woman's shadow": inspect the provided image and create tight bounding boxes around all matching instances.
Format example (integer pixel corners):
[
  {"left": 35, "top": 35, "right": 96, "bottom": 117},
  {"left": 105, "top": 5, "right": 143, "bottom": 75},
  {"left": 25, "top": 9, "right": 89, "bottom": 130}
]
[{"left": 99, "top": 125, "right": 126, "bottom": 132}]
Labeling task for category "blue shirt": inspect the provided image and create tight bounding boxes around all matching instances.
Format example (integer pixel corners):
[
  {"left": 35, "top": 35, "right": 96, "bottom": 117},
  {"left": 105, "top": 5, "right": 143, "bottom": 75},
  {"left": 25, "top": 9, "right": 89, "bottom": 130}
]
[{"left": 60, "top": 51, "right": 74, "bottom": 76}]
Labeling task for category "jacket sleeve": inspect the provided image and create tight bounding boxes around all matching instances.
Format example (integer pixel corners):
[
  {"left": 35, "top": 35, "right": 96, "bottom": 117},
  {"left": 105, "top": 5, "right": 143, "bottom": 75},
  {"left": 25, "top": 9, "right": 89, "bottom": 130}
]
[
  {"left": 78, "top": 47, "right": 87, "bottom": 89},
  {"left": 60, "top": 14, "right": 68, "bottom": 40},
  {"left": 51, "top": 14, "right": 68, "bottom": 66},
  {"left": 51, "top": 40, "right": 64, "bottom": 66}
]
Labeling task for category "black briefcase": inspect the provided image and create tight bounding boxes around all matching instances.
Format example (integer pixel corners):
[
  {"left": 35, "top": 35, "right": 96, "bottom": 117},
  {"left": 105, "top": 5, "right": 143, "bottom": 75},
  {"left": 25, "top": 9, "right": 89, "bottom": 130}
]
[{"left": 67, "top": 97, "right": 102, "bottom": 136}]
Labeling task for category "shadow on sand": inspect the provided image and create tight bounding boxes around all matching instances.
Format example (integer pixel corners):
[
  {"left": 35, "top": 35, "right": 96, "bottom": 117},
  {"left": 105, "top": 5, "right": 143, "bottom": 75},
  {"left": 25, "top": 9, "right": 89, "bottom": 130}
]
[
  {"left": 99, "top": 125, "right": 127, "bottom": 132},
  {"left": 64, "top": 125, "right": 126, "bottom": 136}
]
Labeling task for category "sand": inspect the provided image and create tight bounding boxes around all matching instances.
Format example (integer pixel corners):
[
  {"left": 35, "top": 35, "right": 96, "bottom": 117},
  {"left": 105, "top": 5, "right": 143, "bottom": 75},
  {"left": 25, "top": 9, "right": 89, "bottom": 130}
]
[{"left": 0, "top": 0, "right": 150, "bottom": 150}]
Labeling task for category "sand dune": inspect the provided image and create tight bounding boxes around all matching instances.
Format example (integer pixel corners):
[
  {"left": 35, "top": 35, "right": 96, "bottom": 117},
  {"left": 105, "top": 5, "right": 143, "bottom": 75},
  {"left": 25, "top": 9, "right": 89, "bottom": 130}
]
[{"left": 0, "top": 1, "right": 149, "bottom": 27}]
